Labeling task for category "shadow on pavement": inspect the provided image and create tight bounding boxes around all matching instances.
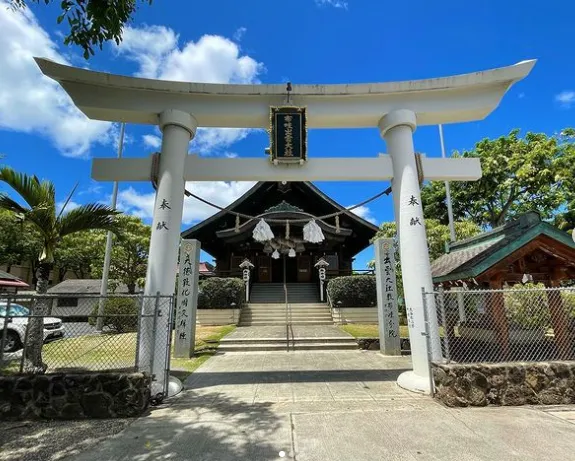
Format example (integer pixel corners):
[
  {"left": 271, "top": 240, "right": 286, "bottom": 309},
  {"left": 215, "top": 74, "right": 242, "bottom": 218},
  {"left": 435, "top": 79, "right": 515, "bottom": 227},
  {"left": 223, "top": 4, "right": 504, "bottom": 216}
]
[{"left": 186, "top": 368, "right": 410, "bottom": 389}]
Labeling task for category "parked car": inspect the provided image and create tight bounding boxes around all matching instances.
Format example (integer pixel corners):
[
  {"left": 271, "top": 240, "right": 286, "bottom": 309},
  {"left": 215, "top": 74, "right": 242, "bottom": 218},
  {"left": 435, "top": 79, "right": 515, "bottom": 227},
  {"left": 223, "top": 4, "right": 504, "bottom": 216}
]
[{"left": 0, "top": 303, "right": 65, "bottom": 353}]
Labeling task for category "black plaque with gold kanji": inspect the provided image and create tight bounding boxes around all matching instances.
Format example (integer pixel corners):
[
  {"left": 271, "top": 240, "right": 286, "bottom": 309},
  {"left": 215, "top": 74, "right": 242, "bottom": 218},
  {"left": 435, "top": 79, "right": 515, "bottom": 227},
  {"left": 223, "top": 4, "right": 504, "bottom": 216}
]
[{"left": 269, "top": 106, "right": 307, "bottom": 163}]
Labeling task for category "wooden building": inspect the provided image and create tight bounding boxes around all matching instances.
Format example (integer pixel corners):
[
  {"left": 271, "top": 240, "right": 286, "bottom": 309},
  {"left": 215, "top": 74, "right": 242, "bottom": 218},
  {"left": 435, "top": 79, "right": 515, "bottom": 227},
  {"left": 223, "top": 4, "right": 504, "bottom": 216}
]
[
  {"left": 182, "top": 181, "right": 378, "bottom": 284},
  {"left": 431, "top": 212, "right": 575, "bottom": 359}
]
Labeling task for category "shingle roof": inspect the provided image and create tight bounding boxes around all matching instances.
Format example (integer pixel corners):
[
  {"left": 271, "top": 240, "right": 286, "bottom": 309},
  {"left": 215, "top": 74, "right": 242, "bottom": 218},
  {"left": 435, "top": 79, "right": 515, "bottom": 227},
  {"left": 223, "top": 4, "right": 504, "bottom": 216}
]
[
  {"left": 431, "top": 212, "right": 575, "bottom": 283},
  {"left": 48, "top": 279, "right": 133, "bottom": 294},
  {"left": 0, "top": 270, "right": 29, "bottom": 288}
]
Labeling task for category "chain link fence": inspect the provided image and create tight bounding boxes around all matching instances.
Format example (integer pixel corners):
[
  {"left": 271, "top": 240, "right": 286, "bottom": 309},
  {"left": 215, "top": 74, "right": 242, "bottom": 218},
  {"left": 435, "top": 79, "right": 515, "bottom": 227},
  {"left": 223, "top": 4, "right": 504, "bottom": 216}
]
[
  {"left": 0, "top": 294, "right": 174, "bottom": 391},
  {"left": 426, "top": 286, "right": 575, "bottom": 363}
]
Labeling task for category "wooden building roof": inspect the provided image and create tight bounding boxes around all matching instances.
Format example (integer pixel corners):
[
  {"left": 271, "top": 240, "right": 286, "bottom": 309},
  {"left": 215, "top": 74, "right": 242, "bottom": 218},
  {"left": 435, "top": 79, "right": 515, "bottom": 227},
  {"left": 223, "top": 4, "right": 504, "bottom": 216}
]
[
  {"left": 431, "top": 212, "right": 575, "bottom": 284},
  {"left": 182, "top": 182, "right": 379, "bottom": 257}
]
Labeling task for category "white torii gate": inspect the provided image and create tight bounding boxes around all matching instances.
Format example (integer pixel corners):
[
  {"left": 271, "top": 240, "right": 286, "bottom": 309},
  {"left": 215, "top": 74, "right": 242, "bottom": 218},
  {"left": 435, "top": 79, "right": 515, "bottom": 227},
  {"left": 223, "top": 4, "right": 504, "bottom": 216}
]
[{"left": 35, "top": 58, "right": 535, "bottom": 394}]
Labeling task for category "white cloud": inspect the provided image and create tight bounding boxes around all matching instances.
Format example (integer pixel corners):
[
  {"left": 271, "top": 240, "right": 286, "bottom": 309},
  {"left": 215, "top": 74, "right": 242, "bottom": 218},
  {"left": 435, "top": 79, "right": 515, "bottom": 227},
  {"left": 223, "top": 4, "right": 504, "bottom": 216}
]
[
  {"left": 192, "top": 127, "right": 251, "bottom": 154},
  {"left": 315, "top": 0, "right": 348, "bottom": 8},
  {"left": 224, "top": 152, "right": 239, "bottom": 158},
  {"left": 518, "top": 92, "right": 525, "bottom": 99},
  {"left": 117, "top": 25, "right": 264, "bottom": 154},
  {"left": 142, "top": 134, "right": 162, "bottom": 149},
  {"left": 0, "top": 2, "right": 113, "bottom": 157},
  {"left": 555, "top": 90, "right": 575, "bottom": 108},
  {"left": 349, "top": 205, "right": 377, "bottom": 224},
  {"left": 56, "top": 200, "right": 81, "bottom": 214},
  {"left": 233, "top": 27, "right": 247, "bottom": 41},
  {"left": 117, "top": 181, "right": 255, "bottom": 225},
  {"left": 117, "top": 26, "right": 263, "bottom": 83}
]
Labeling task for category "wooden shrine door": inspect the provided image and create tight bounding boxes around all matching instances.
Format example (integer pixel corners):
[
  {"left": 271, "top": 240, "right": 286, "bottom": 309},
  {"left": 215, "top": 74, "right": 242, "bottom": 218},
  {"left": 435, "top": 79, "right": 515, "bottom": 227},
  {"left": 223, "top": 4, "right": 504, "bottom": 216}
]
[
  {"left": 297, "top": 255, "right": 312, "bottom": 282},
  {"left": 258, "top": 255, "right": 272, "bottom": 282}
]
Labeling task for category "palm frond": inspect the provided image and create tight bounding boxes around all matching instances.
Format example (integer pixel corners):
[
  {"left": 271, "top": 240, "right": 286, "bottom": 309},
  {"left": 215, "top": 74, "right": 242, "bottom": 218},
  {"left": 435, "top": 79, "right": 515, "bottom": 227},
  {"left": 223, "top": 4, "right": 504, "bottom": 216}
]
[
  {"left": 58, "top": 203, "right": 121, "bottom": 238},
  {"left": 0, "top": 167, "right": 54, "bottom": 210}
]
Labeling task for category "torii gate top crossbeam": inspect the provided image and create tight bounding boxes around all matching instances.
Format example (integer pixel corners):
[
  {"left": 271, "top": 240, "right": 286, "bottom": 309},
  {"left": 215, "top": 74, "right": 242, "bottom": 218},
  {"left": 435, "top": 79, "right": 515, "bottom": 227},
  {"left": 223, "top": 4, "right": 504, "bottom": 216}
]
[{"left": 34, "top": 58, "right": 535, "bottom": 128}]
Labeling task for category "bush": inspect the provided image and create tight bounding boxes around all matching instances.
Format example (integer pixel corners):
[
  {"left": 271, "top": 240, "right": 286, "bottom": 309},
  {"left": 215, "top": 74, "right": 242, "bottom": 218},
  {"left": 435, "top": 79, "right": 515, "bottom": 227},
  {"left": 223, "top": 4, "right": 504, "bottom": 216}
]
[
  {"left": 197, "top": 277, "right": 245, "bottom": 309},
  {"left": 88, "top": 298, "right": 139, "bottom": 333},
  {"left": 327, "top": 275, "right": 376, "bottom": 307}
]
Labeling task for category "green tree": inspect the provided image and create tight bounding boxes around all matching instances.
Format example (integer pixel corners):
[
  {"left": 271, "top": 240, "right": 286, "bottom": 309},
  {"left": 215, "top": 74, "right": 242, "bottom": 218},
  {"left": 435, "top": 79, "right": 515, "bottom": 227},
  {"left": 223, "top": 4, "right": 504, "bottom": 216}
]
[
  {"left": 372, "top": 219, "right": 482, "bottom": 261},
  {"left": 12, "top": 0, "right": 153, "bottom": 59},
  {"left": 553, "top": 128, "right": 575, "bottom": 233},
  {"left": 0, "top": 209, "right": 43, "bottom": 277},
  {"left": 0, "top": 167, "right": 119, "bottom": 372},
  {"left": 421, "top": 129, "right": 575, "bottom": 228},
  {"left": 54, "top": 230, "right": 105, "bottom": 281},
  {"left": 91, "top": 215, "right": 151, "bottom": 294}
]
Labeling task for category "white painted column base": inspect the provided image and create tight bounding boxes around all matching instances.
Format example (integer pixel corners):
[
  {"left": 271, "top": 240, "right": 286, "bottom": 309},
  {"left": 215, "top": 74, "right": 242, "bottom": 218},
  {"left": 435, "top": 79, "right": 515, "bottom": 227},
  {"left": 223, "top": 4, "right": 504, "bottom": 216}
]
[{"left": 397, "top": 370, "right": 432, "bottom": 394}]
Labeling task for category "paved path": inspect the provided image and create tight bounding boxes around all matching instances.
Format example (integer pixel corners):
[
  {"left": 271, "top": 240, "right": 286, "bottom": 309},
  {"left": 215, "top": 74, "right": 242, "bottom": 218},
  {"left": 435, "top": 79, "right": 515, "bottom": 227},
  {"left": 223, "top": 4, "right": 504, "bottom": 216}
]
[{"left": 65, "top": 351, "right": 575, "bottom": 461}]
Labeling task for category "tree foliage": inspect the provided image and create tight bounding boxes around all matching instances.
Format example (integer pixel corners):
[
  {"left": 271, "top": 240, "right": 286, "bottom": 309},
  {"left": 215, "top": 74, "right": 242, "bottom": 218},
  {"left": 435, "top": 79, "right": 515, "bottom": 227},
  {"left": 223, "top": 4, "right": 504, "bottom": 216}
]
[
  {"left": 55, "top": 230, "right": 104, "bottom": 280},
  {"left": 372, "top": 219, "right": 482, "bottom": 261},
  {"left": 420, "top": 129, "right": 575, "bottom": 229},
  {"left": 0, "top": 209, "right": 42, "bottom": 275},
  {"left": 91, "top": 215, "right": 151, "bottom": 294},
  {"left": 11, "top": 0, "right": 152, "bottom": 59}
]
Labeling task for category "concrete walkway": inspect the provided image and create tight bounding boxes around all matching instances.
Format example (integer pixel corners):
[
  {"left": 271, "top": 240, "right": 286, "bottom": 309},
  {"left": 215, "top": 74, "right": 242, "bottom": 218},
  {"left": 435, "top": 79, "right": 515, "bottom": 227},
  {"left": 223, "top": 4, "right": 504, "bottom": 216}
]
[{"left": 65, "top": 351, "right": 575, "bottom": 461}]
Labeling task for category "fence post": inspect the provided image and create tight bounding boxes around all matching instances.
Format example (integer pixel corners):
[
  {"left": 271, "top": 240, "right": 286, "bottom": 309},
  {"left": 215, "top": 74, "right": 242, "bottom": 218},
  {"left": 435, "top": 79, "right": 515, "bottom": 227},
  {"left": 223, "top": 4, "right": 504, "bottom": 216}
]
[
  {"left": 149, "top": 292, "right": 161, "bottom": 382},
  {"left": 437, "top": 285, "right": 451, "bottom": 363},
  {"left": 163, "top": 296, "right": 175, "bottom": 395},
  {"left": 421, "top": 287, "right": 435, "bottom": 397},
  {"left": 0, "top": 298, "right": 11, "bottom": 367},
  {"left": 134, "top": 292, "right": 145, "bottom": 372},
  {"left": 19, "top": 295, "right": 33, "bottom": 373}
]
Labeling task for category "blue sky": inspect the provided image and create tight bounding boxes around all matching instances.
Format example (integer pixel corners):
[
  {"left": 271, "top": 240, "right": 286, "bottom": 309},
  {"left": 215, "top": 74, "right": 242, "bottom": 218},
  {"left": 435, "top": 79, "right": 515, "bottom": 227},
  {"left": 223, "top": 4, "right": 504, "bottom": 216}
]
[{"left": 0, "top": 0, "right": 573, "bottom": 268}]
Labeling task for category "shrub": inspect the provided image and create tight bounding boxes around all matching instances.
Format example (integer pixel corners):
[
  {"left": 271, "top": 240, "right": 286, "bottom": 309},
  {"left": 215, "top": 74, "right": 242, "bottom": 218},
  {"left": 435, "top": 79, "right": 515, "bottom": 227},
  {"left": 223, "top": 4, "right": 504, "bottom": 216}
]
[
  {"left": 197, "top": 277, "right": 245, "bottom": 309},
  {"left": 327, "top": 275, "right": 376, "bottom": 307},
  {"left": 504, "top": 283, "right": 551, "bottom": 330},
  {"left": 88, "top": 298, "right": 139, "bottom": 333}
]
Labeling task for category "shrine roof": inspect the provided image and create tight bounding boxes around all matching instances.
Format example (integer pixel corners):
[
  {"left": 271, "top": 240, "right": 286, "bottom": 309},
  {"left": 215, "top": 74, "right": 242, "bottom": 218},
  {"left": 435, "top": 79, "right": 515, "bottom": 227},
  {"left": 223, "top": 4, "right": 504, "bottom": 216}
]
[
  {"left": 182, "top": 181, "right": 379, "bottom": 257},
  {"left": 431, "top": 212, "right": 575, "bottom": 283}
]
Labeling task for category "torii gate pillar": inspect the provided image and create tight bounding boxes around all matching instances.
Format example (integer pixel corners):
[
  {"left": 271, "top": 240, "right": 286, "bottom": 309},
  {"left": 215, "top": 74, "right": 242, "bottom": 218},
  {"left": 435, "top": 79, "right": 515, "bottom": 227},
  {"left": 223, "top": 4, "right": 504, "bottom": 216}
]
[
  {"left": 379, "top": 109, "right": 442, "bottom": 394},
  {"left": 138, "top": 109, "right": 197, "bottom": 392}
]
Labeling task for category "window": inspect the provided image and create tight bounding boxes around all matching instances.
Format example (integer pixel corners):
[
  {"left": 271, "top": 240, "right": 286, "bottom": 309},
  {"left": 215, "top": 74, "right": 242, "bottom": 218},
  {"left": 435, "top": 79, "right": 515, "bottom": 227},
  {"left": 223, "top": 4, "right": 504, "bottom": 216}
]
[{"left": 57, "top": 297, "right": 78, "bottom": 307}]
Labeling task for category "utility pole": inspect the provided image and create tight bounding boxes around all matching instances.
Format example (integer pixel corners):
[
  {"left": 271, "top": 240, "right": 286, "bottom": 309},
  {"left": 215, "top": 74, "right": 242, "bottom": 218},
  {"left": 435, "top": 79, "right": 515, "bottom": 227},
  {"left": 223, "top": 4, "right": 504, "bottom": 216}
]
[{"left": 96, "top": 123, "right": 126, "bottom": 331}]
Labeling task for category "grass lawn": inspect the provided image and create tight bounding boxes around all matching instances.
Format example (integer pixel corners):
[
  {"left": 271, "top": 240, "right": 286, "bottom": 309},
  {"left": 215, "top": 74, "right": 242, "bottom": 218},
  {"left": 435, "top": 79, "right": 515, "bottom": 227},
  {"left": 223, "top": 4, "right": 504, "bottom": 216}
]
[
  {"left": 171, "top": 324, "right": 236, "bottom": 379},
  {"left": 1, "top": 324, "right": 236, "bottom": 379},
  {"left": 340, "top": 324, "right": 410, "bottom": 338}
]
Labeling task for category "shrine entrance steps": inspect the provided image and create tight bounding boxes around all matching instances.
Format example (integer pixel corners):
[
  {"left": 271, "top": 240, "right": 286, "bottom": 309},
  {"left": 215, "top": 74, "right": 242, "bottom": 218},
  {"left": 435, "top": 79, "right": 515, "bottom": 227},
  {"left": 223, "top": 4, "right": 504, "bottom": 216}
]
[
  {"left": 249, "top": 283, "right": 319, "bottom": 304},
  {"left": 218, "top": 325, "right": 358, "bottom": 352},
  {"left": 239, "top": 302, "right": 333, "bottom": 326}
]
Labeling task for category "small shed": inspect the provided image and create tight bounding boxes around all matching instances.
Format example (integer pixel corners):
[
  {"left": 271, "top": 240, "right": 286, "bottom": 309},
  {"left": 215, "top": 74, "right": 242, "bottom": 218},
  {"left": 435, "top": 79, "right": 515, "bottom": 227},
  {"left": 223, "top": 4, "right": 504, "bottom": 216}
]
[
  {"left": 431, "top": 212, "right": 575, "bottom": 359},
  {"left": 47, "top": 279, "right": 134, "bottom": 317},
  {"left": 0, "top": 270, "right": 30, "bottom": 294}
]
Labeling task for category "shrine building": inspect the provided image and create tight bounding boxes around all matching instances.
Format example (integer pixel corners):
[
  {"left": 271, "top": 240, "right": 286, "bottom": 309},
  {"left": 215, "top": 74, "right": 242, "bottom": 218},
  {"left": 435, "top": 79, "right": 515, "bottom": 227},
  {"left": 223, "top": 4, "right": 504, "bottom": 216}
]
[{"left": 182, "top": 181, "right": 378, "bottom": 289}]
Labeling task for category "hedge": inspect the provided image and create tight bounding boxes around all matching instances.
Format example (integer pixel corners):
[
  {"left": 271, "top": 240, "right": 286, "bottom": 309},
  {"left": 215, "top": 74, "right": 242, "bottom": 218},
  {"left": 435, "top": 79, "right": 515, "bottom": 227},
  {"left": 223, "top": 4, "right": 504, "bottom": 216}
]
[
  {"left": 88, "top": 298, "right": 138, "bottom": 333},
  {"left": 327, "top": 275, "right": 377, "bottom": 308},
  {"left": 197, "top": 277, "right": 245, "bottom": 309}
]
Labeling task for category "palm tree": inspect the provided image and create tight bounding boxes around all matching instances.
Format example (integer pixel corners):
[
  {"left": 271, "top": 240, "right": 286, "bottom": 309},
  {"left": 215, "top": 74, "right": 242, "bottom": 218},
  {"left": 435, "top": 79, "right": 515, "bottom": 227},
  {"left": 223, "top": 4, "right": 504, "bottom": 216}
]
[{"left": 0, "top": 167, "right": 120, "bottom": 373}]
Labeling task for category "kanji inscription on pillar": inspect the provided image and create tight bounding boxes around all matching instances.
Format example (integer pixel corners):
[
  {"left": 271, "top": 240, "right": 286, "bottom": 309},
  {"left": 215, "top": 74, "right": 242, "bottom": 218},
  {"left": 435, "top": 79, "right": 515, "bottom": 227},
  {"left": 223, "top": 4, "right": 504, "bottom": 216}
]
[
  {"left": 375, "top": 238, "right": 401, "bottom": 355},
  {"left": 174, "top": 239, "right": 201, "bottom": 358}
]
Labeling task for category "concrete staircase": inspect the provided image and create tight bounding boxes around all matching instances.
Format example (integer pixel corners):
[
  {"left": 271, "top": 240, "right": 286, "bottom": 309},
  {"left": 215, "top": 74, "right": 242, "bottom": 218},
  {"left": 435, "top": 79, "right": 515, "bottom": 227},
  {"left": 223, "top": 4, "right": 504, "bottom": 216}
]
[
  {"left": 249, "top": 283, "right": 319, "bottom": 304},
  {"left": 218, "top": 335, "right": 358, "bottom": 352},
  {"left": 239, "top": 302, "right": 334, "bottom": 326}
]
